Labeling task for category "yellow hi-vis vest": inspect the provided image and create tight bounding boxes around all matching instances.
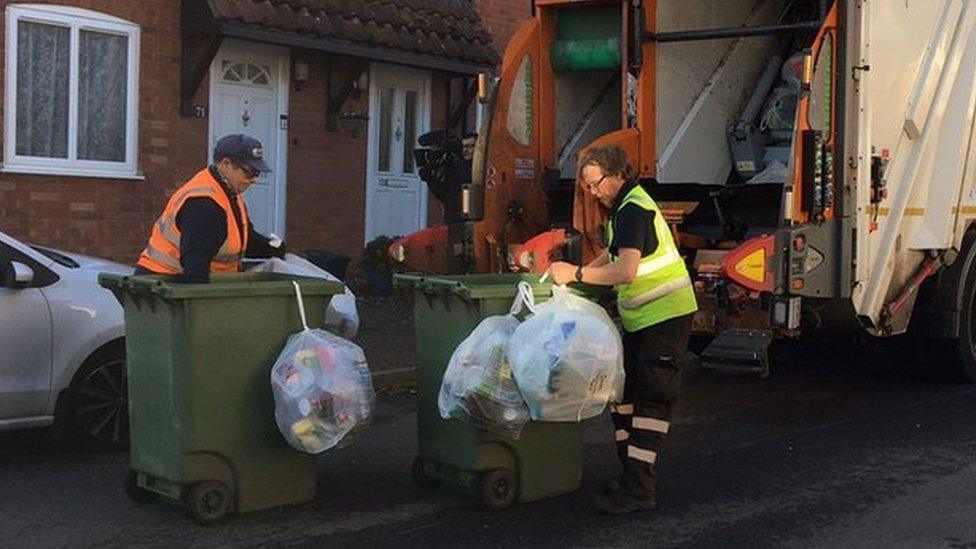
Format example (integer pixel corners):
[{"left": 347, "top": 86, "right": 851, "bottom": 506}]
[{"left": 606, "top": 184, "right": 698, "bottom": 332}]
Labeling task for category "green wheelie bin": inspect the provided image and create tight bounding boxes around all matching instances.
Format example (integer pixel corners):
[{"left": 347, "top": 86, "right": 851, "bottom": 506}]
[
  {"left": 394, "top": 273, "right": 584, "bottom": 510},
  {"left": 99, "top": 272, "right": 344, "bottom": 524}
]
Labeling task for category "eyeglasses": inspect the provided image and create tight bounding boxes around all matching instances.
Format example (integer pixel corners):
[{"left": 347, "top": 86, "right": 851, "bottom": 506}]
[
  {"left": 583, "top": 173, "right": 607, "bottom": 192},
  {"left": 236, "top": 162, "right": 260, "bottom": 179}
]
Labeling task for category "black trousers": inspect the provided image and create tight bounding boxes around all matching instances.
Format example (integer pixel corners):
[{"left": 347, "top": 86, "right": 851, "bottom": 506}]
[{"left": 610, "top": 313, "right": 693, "bottom": 496}]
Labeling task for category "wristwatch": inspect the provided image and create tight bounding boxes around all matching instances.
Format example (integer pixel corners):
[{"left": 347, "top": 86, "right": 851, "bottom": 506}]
[{"left": 575, "top": 266, "right": 584, "bottom": 283}]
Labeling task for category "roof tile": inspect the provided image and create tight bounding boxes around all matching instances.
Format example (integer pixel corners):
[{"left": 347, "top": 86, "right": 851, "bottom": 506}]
[{"left": 206, "top": 0, "right": 499, "bottom": 67}]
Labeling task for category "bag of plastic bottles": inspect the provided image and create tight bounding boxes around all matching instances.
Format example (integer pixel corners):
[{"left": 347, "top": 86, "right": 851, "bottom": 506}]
[
  {"left": 250, "top": 254, "right": 360, "bottom": 338},
  {"left": 438, "top": 282, "right": 537, "bottom": 438},
  {"left": 271, "top": 282, "right": 374, "bottom": 453},
  {"left": 508, "top": 285, "right": 624, "bottom": 421}
]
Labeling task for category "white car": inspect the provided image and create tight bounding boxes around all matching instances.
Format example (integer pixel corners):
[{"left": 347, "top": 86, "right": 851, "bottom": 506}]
[{"left": 0, "top": 229, "right": 131, "bottom": 449}]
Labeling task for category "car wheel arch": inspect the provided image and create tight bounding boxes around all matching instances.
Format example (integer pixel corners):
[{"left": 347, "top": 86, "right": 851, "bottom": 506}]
[{"left": 54, "top": 337, "right": 126, "bottom": 419}]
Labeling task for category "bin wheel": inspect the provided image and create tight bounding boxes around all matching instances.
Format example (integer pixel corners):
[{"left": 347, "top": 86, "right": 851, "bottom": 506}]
[
  {"left": 185, "top": 481, "right": 233, "bottom": 525},
  {"left": 123, "top": 470, "right": 156, "bottom": 504},
  {"left": 480, "top": 469, "right": 517, "bottom": 510},
  {"left": 411, "top": 457, "right": 437, "bottom": 493}
]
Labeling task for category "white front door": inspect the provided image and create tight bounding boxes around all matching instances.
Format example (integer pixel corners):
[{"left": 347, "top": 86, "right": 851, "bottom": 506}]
[
  {"left": 365, "top": 64, "right": 431, "bottom": 243},
  {"left": 210, "top": 40, "right": 289, "bottom": 237}
]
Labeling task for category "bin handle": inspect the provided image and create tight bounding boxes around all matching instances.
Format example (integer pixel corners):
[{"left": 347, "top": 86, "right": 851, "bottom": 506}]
[
  {"left": 509, "top": 281, "right": 538, "bottom": 316},
  {"left": 291, "top": 281, "right": 310, "bottom": 331}
]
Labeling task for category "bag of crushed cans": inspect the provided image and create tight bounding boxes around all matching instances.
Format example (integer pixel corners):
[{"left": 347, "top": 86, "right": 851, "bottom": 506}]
[
  {"left": 438, "top": 282, "right": 536, "bottom": 439},
  {"left": 271, "top": 282, "right": 374, "bottom": 453},
  {"left": 508, "top": 284, "right": 624, "bottom": 422}
]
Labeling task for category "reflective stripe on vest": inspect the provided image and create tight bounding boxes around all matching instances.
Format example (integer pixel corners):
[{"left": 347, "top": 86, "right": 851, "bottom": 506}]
[
  {"left": 634, "top": 245, "right": 682, "bottom": 277},
  {"left": 137, "top": 169, "right": 249, "bottom": 275},
  {"left": 617, "top": 276, "right": 692, "bottom": 310},
  {"left": 607, "top": 184, "right": 698, "bottom": 331}
]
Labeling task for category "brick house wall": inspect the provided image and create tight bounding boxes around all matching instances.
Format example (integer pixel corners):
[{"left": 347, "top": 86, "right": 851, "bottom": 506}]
[
  {"left": 476, "top": 0, "right": 533, "bottom": 54},
  {"left": 0, "top": 0, "right": 529, "bottom": 264},
  {"left": 284, "top": 51, "right": 369, "bottom": 260}
]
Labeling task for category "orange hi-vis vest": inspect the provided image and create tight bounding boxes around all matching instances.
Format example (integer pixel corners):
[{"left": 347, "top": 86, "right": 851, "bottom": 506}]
[{"left": 137, "top": 168, "right": 250, "bottom": 274}]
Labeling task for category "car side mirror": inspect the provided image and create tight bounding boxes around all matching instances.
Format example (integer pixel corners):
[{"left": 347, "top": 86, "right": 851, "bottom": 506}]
[{"left": 0, "top": 260, "right": 35, "bottom": 288}]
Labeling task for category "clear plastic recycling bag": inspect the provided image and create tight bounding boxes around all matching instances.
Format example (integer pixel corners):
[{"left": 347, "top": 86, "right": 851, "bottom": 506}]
[
  {"left": 508, "top": 284, "right": 624, "bottom": 421},
  {"left": 250, "top": 254, "right": 360, "bottom": 338},
  {"left": 438, "top": 283, "right": 536, "bottom": 439},
  {"left": 271, "top": 282, "right": 374, "bottom": 453}
]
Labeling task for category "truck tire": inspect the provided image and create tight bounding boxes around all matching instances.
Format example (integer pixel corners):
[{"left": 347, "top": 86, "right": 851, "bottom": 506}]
[{"left": 950, "top": 261, "right": 976, "bottom": 382}]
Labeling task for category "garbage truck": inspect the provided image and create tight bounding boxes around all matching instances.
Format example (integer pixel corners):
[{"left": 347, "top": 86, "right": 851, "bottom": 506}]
[{"left": 393, "top": 0, "right": 976, "bottom": 382}]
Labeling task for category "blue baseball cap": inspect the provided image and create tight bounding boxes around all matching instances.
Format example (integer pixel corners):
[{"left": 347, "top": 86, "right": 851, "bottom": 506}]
[{"left": 213, "top": 134, "right": 272, "bottom": 174}]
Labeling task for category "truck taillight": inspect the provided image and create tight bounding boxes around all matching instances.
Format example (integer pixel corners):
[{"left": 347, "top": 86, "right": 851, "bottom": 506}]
[{"left": 721, "top": 235, "right": 776, "bottom": 292}]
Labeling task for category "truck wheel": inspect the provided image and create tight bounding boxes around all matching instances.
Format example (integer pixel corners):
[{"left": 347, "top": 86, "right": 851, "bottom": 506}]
[
  {"left": 185, "top": 481, "right": 233, "bottom": 525},
  {"left": 411, "top": 456, "right": 436, "bottom": 493},
  {"left": 124, "top": 470, "right": 156, "bottom": 504},
  {"left": 480, "top": 469, "right": 517, "bottom": 510},
  {"left": 952, "top": 267, "right": 976, "bottom": 382}
]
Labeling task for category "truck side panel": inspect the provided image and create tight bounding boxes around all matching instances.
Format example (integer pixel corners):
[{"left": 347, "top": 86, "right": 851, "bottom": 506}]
[{"left": 850, "top": 0, "right": 976, "bottom": 333}]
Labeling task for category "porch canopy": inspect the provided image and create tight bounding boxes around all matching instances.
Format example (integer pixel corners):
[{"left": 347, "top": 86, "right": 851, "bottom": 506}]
[{"left": 181, "top": 0, "right": 500, "bottom": 115}]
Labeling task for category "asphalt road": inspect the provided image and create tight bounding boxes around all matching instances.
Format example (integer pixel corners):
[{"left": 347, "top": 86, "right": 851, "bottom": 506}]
[{"left": 3, "top": 341, "right": 976, "bottom": 548}]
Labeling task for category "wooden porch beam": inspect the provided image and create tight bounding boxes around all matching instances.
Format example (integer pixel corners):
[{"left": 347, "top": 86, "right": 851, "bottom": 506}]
[{"left": 180, "top": 33, "right": 223, "bottom": 117}]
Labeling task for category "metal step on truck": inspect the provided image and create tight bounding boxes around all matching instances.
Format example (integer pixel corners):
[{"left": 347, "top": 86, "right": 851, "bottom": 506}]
[{"left": 394, "top": 0, "right": 976, "bottom": 382}]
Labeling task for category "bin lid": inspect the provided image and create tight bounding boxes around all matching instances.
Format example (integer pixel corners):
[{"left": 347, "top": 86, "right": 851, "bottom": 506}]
[
  {"left": 393, "top": 273, "right": 555, "bottom": 300},
  {"left": 98, "top": 272, "right": 344, "bottom": 300}
]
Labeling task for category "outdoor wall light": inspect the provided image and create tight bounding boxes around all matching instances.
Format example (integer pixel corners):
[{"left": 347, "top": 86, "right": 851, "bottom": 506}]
[
  {"left": 293, "top": 60, "right": 310, "bottom": 90},
  {"left": 351, "top": 71, "right": 368, "bottom": 98}
]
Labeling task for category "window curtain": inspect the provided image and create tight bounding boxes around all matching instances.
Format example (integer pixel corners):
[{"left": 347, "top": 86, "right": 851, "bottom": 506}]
[
  {"left": 78, "top": 30, "right": 128, "bottom": 162},
  {"left": 16, "top": 21, "right": 69, "bottom": 158}
]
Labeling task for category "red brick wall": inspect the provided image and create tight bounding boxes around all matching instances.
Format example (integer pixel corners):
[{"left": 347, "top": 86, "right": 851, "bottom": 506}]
[
  {"left": 476, "top": 0, "right": 533, "bottom": 56},
  {"left": 0, "top": 0, "right": 209, "bottom": 264},
  {"left": 285, "top": 51, "right": 369, "bottom": 260}
]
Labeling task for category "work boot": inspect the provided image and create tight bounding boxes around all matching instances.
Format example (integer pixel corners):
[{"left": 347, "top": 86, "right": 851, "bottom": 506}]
[{"left": 594, "top": 487, "right": 657, "bottom": 515}]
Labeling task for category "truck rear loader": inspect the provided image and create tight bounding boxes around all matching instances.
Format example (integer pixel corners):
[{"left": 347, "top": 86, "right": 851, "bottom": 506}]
[{"left": 395, "top": 0, "right": 976, "bottom": 381}]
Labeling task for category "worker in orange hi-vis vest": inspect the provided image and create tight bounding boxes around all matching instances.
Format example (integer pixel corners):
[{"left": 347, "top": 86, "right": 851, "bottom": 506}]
[{"left": 136, "top": 134, "right": 284, "bottom": 283}]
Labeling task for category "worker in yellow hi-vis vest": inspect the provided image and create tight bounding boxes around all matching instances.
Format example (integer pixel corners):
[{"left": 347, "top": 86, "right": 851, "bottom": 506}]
[{"left": 548, "top": 144, "right": 697, "bottom": 515}]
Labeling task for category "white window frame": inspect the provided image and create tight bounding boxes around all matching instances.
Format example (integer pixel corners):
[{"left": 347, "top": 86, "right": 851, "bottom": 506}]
[{"left": 4, "top": 4, "right": 141, "bottom": 179}]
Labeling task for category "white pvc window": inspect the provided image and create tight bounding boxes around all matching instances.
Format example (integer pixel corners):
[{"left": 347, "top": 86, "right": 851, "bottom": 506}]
[{"left": 4, "top": 5, "right": 141, "bottom": 179}]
